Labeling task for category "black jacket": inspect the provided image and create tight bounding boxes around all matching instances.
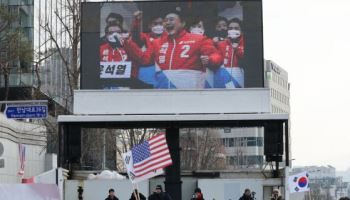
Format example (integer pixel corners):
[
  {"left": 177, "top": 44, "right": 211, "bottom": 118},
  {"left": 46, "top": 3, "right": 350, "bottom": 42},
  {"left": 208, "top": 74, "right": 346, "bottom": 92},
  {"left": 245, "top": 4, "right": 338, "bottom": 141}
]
[
  {"left": 239, "top": 195, "right": 254, "bottom": 200},
  {"left": 148, "top": 192, "right": 173, "bottom": 200},
  {"left": 105, "top": 196, "right": 119, "bottom": 200},
  {"left": 130, "top": 192, "right": 146, "bottom": 200}
]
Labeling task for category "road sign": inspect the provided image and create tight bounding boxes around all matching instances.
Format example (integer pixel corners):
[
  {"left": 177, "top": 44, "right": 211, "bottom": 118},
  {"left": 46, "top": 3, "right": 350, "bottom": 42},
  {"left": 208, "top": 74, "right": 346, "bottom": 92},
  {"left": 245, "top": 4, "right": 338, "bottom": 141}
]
[{"left": 5, "top": 105, "right": 48, "bottom": 119}]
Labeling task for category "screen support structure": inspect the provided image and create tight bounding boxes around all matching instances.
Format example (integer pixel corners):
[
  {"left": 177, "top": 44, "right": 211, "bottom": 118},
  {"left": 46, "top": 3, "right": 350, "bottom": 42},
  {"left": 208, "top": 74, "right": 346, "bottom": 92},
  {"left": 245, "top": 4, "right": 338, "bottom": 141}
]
[
  {"left": 165, "top": 127, "right": 181, "bottom": 200},
  {"left": 58, "top": 114, "right": 289, "bottom": 200}
]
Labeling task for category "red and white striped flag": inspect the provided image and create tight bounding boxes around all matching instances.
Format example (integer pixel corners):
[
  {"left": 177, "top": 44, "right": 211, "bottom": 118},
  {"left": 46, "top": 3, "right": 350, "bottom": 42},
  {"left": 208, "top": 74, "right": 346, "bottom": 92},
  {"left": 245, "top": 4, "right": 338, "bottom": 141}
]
[
  {"left": 18, "top": 143, "right": 26, "bottom": 176},
  {"left": 132, "top": 133, "right": 172, "bottom": 177},
  {"left": 122, "top": 133, "right": 172, "bottom": 183}
]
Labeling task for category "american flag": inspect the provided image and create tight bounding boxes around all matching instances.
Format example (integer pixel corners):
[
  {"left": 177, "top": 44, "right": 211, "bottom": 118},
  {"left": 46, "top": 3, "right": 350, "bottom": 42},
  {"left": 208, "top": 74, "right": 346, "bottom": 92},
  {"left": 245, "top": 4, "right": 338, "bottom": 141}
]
[
  {"left": 18, "top": 143, "right": 26, "bottom": 176},
  {"left": 131, "top": 133, "right": 172, "bottom": 178}
]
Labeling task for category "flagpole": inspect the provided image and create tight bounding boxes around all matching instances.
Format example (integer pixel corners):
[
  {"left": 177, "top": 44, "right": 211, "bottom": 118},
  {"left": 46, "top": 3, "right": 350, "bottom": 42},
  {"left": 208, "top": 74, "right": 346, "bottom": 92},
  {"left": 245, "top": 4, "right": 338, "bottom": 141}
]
[
  {"left": 132, "top": 184, "right": 139, "bottom": 200},
  {"left": 136, "top": 183, "right": 141, "bottom": 200},
  {"left": 308, "top": 189, "right": 312, "bottom": 200}
]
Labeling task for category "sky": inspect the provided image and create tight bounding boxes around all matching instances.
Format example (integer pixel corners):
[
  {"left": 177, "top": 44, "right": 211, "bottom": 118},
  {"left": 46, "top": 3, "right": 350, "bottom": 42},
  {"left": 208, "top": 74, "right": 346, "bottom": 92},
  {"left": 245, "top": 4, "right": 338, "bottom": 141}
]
[{"left": 263, "top": 0, "right": 350, "bottom": 171}]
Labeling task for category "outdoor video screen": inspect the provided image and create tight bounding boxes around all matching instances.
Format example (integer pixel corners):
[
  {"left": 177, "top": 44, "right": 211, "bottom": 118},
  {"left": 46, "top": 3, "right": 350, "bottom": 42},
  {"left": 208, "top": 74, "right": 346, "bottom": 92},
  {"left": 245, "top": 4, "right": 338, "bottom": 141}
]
[{"left": 81, "top": 1, "right": 263, "bottom": 89}]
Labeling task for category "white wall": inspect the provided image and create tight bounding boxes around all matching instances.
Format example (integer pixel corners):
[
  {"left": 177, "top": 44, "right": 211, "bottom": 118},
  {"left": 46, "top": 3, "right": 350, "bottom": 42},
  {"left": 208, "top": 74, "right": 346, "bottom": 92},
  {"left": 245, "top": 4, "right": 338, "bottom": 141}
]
[
  {"left": 198, "top": 178, "right": 282, "bottom": 200},
  {"left": 73, "top": 89, "right": 271, "bottom": 115},
  {"left": 0, "top": 113, "right": 47, "bottom": 183},
  {"left": 0, "top": 138, "right": 46, "bottom": 183},
  {"left": 65, "top": 180, "right": 149, "bottom": 200}
]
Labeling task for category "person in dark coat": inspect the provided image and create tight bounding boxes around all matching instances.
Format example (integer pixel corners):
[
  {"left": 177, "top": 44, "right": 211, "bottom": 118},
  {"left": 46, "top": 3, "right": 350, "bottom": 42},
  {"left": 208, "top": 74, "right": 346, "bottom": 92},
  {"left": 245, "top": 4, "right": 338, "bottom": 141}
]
[
  {"left": 129, "top": 189, "right": 146, "bottom": 200},
  {"left": 239, "top": 188, "right": 254, "bottom": 200},
  {"left": 105, "top": 188, "right": 119, "bottom": 200},
  {"left": 148, "top": 185, "right": 173, "bottom": 200},
  {"left": 191, "top": 188, "right": 204, "bottom": 200}
]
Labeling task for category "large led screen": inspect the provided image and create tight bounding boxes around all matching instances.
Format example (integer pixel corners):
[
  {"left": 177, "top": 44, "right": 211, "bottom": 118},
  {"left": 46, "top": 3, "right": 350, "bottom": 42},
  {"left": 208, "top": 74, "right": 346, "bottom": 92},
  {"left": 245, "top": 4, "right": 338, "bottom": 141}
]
[{"left": 81, "top": 1, "right": 263, "bottom": 89}]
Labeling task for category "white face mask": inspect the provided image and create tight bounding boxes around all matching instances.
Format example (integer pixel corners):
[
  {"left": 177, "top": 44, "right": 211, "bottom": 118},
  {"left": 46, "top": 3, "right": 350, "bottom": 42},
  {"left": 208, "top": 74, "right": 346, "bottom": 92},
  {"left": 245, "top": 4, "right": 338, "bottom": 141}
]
[
  {"left": 190, "top": 27, "right": 205, "bottom": 35},
  {"left": 152, "top": 25, "right": 164, "bottom": 35},
  {"left": 228, "top": 29, "right": 241, "bottom": 39},
  {"left": 107, "top": 32, "right": 119, "bottom": 43}
]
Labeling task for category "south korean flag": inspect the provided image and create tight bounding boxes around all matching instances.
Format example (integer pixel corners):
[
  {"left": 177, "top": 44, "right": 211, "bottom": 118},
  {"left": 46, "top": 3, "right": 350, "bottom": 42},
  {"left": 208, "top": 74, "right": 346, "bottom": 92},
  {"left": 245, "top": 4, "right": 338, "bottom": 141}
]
[
  {"left": 288, "top": 171, "right": 310, "bottom": 193},
  {"left": 122, "top": 151, "right": 135, "bottom": 181}
]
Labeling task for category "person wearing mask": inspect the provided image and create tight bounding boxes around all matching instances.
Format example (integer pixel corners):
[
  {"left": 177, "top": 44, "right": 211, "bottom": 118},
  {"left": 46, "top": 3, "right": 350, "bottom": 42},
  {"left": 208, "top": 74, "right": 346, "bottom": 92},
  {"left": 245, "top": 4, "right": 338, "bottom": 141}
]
[
  {"left": 131, "top": 11, "right": 165, "bottom": 47},
  {"left": 100, "top": 13, "right": 124, "bottom": 44},
  {"left": 100, "top": 23, "right": 129, "bottom": 63},
  {"left": 129, "top": 189, "right": 146, "bottom": 200},
  {"left": 214, "top": 18, "right": 244, "bottom": 88},
  {"left": 186, "top": 17, "right": 217, "bottom": 88},
  {"left": 271, "top": 189, "right": 282, "bottom": 200},
  {"left": 191, "top": 188, "right": 204, "bottom": 200},
  {"left": 125, "top": 9, "right": 223, "bottom": 89},
  {"left": 188, "top": 18, "right": 206, "bottom": 36},
  {"left": 100, "top": 22, "right": 144, "bottom": 87},
  {"left": 239, "top": 189, "right": 254, "bottom": 200},
  {"left": 148, "top": 185, "right": 172, "bottom": 200},
  {"left": 130, "top": 11, "right": 166, "bottom": 87},
  {"left": 105, "top": 188, "right": 119, "bottom": 200},
  {"left": 212, "top": 16, "right": 228, "bottom": 43}
]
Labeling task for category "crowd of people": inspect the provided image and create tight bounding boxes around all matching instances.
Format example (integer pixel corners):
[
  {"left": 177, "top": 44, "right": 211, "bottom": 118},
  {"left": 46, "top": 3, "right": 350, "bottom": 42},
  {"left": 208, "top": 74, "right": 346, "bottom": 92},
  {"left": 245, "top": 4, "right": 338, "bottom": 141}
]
[
  {"left": 105, "top": 185, "right": 350, "bottom": 200},
  {"left": 105, "top": 185, "right": 173, "bottom": 200},
  {"left": 104, "top": 186, "right": 295, "bottom": 200},
  {"left": 99, "top": 8, "right": 245, "bottom": 89}
]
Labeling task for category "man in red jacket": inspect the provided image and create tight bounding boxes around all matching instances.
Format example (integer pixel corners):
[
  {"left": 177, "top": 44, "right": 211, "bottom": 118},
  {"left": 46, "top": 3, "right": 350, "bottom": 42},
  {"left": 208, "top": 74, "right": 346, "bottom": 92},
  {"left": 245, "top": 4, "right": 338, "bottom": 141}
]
[
  {"left": 214, "top": 18, "right": 245, "bottom": 88},
  {"left": 131, "top": 11, "right": 166, "bottom": 47},
  {"left": 100, "top": 23, "right": 128, "bottom": 63},
  {"left": 130, "top": 11, "right": 166, "bottom": 87},
  {"left": 100, "top": 23, "right": 141, "bottom": 80},
  {"left": 125, "top": 11, "right": 223, "bottom": 89}
]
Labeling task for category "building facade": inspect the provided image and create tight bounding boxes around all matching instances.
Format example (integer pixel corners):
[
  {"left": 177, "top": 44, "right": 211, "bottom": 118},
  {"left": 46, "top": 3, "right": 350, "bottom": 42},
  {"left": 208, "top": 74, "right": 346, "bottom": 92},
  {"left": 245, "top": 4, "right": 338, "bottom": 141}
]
[
  {"left": 218, "top": 60, "right": 291, "bottom": 169},
  {"left": 0, "top": 0, "right": 34, "bottom": 88},
  {"left": 33, "top": 0, "right": 72, "bottom": 109},
  {"left": 219, "top": 127, "right": 264, "bottom": 169},
  {"left": 0, "top": 113, "right": 47, "bottom": 183},
  {"left": 0, "top": 0, "right": 72, "bottom": 108},
  {"left": 265, "top": 60, "right": 290, "bottom": 114}
]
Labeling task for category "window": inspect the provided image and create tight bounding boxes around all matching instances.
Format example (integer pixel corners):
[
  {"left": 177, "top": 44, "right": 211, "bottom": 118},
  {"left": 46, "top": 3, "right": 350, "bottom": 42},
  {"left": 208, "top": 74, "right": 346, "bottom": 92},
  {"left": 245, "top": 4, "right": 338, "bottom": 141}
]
[
  {"left": 224, "top": 128, "right": 231, "bottom": 133},
  {"left": 247, "top": 137, "right": 256, "bottom": 146},
  {"left": 229, "top": 138, "right": 234, "bottom": 147},
  {"left": 246, "top": 155, "right": 264, "bottom": 165},
  {"left": 222, "top": 138, "right": 226, "bottom": 146},
  {"left": 247, "top": 137, "right": 263, "bottom": 147},
  {"left": 226, "top": 155, "right": 264, "bottom": 166},
  {"left": 266, "top": 72, "right": 272, "bottom": 81},
  {"left": 257, "top": 137, "right": 263, "bottom": 146},
  {"left": 222, "top": 138, "right": 235, "bottom": 147},
  {"left": 223, "top": 137, "right": 263, "bottom": 147}
]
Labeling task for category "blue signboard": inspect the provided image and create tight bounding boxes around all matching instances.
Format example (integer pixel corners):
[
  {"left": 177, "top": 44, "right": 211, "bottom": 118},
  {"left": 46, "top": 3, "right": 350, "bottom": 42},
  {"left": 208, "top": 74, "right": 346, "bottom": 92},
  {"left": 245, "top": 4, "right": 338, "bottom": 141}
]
[{"left": 5, "top": 105, "right": 48, "bottom": 119}]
